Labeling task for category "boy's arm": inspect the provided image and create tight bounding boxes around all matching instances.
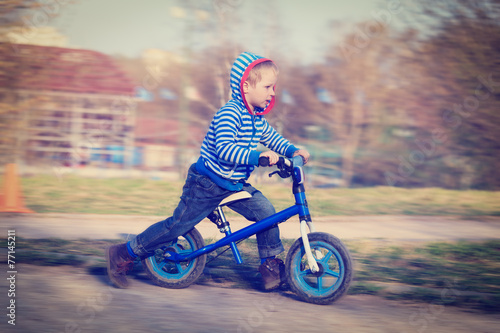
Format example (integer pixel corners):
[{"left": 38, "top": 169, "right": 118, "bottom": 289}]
[
  {"left": 213, "top": 108, "right": 261, "bottom": 165},
  {"left": 261, "top": 148, "right": 310, "bottom": 166},
  {"left": 260, "top": 119, "right": 299, "bottom": 158}
]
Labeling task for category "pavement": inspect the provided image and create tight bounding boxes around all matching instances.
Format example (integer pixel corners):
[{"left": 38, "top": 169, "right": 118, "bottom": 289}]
[{"left": 1, "top": 213, "right": 499, "bottom": 242}]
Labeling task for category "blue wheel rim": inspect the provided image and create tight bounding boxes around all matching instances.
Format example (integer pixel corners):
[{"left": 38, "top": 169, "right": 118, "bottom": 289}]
[
  {"left": 147, "top": 235, "right": 197, "bottom": 280},
  {"left": 291, "top": 240, "right": 345, "bottom": 297}
]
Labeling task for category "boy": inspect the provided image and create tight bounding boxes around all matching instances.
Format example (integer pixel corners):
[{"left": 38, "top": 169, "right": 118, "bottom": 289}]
[{"left": 106, "top": 52, "right": 310, "bottom": 290}]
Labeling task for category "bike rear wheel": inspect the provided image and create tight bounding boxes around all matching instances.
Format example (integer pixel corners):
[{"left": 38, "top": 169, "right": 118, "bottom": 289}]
[
  {"left": 285, "top": 232, "right": 353, "bottom": 305},
  {"left": 142, "top": 228, "right": 206, "bottom": 289}
]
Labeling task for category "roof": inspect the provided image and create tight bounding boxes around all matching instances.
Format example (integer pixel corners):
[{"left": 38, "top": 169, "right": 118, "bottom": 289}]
[{"left": 0, "top": 44, "right": 135, "bottom": 95}]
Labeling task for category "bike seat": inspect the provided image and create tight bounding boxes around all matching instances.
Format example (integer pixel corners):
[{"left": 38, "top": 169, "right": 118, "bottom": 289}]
[{"left": 218, "top": 191, "right": 252, "bottom": 207}]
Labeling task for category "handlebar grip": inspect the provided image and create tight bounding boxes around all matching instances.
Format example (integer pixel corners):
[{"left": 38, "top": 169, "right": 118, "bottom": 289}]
[{"left": 258, "top": 156, "right": 270, "bottom": 167}]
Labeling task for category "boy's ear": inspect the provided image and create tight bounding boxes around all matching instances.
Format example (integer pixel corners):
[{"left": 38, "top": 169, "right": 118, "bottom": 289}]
[{"left": 242, "top": 81, "right": 249, "bottom": 94}]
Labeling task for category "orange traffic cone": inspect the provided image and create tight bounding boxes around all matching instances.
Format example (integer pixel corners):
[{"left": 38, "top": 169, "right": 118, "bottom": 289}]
[{"left": 0, "top": 163, "right": 34, "bottom": 213}]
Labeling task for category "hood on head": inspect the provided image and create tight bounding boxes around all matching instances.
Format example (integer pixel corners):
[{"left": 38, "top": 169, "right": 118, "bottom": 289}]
[{"left": 230, "top": 52, "right": 276, "bottom": 116}]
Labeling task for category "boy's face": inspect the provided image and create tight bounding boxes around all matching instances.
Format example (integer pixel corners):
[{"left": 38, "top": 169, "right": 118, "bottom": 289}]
[{"left": 243, "top": 68, "right": 277, "bottom": 113}]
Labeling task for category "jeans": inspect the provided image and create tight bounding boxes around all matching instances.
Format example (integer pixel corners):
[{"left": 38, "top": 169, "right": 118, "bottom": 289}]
[{"left": 129, "top": 164, "right": 284, "bottom": 258}]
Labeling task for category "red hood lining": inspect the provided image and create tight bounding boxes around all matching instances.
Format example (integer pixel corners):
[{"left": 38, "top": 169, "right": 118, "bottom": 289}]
[{"left": 239, "top": 58, "right": 276, "bottom": 116}]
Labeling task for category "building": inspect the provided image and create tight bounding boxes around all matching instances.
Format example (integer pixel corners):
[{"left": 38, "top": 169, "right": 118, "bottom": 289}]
[
  {"left": 134, "top": 116, "right": 205, "bottom": 171},
  {"left": 0, "top": 43, "right": 136, "bottom": 168}
]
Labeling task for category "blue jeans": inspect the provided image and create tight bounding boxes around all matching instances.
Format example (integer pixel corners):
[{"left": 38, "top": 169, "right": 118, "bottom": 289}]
[{"left": 129, "top": 164, "right": 284, "bottom": 258}]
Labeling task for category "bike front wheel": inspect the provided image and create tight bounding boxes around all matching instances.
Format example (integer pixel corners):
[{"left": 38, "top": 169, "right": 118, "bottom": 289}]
[
  {"left": 285, "top": 232, "right": 353, "bottom": 305},
  {"left": 141, "top": 227, "right": 206, "bottom": 289}
]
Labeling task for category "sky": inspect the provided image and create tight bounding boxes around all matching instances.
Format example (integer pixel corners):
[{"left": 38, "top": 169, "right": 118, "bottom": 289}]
[{"left": 45, "top": 0, "right": 399, "bottom": 63}]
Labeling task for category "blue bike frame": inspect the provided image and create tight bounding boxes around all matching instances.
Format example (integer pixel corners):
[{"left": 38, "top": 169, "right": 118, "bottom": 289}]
[{"left": 165, "top": 156, "right": 310, "bottom": 263}]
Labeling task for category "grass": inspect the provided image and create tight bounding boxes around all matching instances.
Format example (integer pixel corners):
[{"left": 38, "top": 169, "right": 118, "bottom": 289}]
[
  {"left": 2, "top": 237, "right": 500, "bottom": 312},
  {"left": 348, "top": 239, "right": 500, "bottom": 311},
  {"left": 21, "top": 175, "right": 180, "bottom": 216},
  {"left": 20, "top": 174, "right": 500, "bottom": 216}
]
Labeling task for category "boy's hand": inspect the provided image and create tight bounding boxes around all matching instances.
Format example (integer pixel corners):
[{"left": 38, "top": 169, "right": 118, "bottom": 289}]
[
  {"left": 259, "top": 151, "right": 280, "bottom": 166},
  {"left": 293, "top": 149, "right": 310, "bottom": 164}
]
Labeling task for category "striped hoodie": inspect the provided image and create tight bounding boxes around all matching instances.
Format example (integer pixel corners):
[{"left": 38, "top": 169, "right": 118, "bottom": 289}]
[{"left": 197, "top": 52, "right": 298, "bottom": 190}]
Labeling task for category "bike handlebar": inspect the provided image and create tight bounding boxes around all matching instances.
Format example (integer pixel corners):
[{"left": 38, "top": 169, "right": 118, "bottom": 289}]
[
  {"left": 259, "top": 155, "right": 305, "bottom": 181},
  {"left": 258, "top": 156, "right": 271, "bottom": 167},
  {"left": 258, "top": 155, "right": 305, "bottom": 168}
]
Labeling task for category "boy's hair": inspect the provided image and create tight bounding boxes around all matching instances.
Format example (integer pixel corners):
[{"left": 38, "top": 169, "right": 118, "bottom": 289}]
[{"left": 246, "top": 60, "right": 279, "bottom": 87}]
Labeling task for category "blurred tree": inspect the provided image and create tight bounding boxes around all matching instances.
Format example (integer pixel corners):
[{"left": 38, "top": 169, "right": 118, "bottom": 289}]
[
  {"left": 0, "top": 0, "right": 57, "bottom": 164},
  {"left": 403, "top": 0, "right": 500, "bottom": 189},
  {"left": 0, "top": 0, "right": 38, "bottom": 111},
  {"left": 316, "top": 23, "right": 419, "bottom": 187},
  {"left": 300, "top": 0, "right": 500, "bottom": 189},
  {"left": 189, "top": 45, "right": 242, "bottom": 125}
]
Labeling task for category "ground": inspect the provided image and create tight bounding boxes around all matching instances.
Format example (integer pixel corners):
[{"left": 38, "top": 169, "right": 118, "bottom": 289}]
[{"left": 1, "top": 213, "right": 500, "bottom": 333}]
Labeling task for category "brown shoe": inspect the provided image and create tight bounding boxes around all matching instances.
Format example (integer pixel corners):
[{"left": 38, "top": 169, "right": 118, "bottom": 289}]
[
  {"left": 105, "top": 243, "right": 135, "bottom": 288},
  {"left": 259, "top": 258, "right": 286, "bottom": 291}
]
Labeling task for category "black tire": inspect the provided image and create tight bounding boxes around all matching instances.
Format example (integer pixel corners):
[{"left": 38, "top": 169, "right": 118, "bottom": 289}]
[
  {"left": 285, "top": 232, "right": 353, "bottom": 305},
  {"left": 141, "top": 228, "right": 206, "bottom": 289}
]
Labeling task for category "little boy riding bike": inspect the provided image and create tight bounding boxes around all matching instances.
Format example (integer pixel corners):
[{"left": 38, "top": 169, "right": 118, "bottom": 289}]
[{"left": 106, "top": 52, "right": 310, "bottom": 291}]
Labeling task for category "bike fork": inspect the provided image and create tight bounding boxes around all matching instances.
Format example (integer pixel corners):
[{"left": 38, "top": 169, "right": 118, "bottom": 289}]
[{"left": 300, "top": 220, "right": 320, "bottom": 273}]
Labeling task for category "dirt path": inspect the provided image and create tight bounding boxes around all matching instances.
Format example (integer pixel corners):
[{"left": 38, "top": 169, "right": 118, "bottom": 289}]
[
  {"left": 1, "top": 214, "right": 499, "bottom": 332},
  {"left": 1, "top": 263, "right": 499, "bottom": 333},
  {"left": 2, "top": 213, "right": 499, "bottom": 242}
]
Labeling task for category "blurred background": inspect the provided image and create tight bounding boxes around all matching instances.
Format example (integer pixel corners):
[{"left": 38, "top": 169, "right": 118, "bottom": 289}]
[
  {"left": 1, "top": 0, "right": 499, "bottom": 189},
  {"left": 1, "top": 3, "right": 500, "bottom": 326}
]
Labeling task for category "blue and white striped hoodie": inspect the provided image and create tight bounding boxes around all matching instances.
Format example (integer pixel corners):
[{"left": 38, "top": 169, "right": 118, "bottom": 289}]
[{"left": 196, "top": 52, "right": 298, "bottom": 190}]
